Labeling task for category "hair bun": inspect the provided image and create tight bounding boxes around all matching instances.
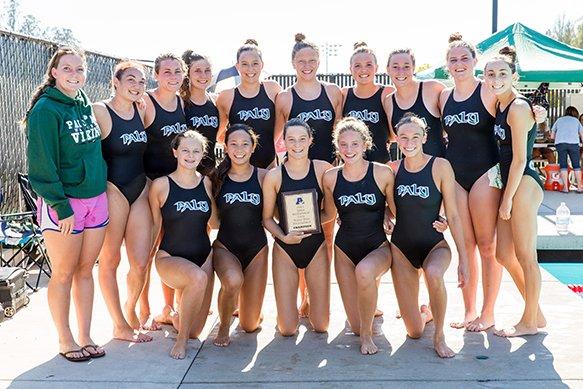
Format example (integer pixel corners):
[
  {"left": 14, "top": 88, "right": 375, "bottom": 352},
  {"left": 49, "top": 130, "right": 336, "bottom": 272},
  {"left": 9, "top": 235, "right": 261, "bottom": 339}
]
[
  {"left": 295, "top": 33, "right": 306, "bottom": 43},
  {"left": 499, "top": 45, "right": 517, "bottom": 62},
  {"left": 244, "top": 38, "right": 258, "bottom": 46},
  {"left": 181, "top": 49, "right": 193, "bottom": 62},
  {"left": 353, "top": 41, "right": 367, "bottom": 50},
  {"left": 448, "top": 32, "right": 463, "bottom": 43}
]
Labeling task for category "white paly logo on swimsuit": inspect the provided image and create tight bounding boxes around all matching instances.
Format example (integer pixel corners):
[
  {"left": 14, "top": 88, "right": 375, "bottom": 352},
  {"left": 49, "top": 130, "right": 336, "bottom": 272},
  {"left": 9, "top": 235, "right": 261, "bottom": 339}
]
[
  {"left": 174, "top": 200, "right": 209, "bottom": 213},
  {"left": 443, "top": 111, "right": 479, "bottom": 127},
  {"left": 190, "top": 115, "right": 218, "bottom": 128},
  {"left": 338, "top": 192, "right": 376, "bottom": 206},
  {"left": 397, "top": 184, "right": 429, "bottom": 199},
  {"left": 348, "top": 109, "right": 379, "bottom": 124},
  {"left": 296, "top": 109, "right": 333, "bottom": 122},
  {"left": 120, "top": 130, "right": 147, "bottom": 145},
  {"left": 162, "top": 122, "right": 187, "bottom": 137},
  {"left": 223, "top": 191, "right": 260, "bottom": 205},
  {"left": 494, "top": 124, "right": 506, "bottom": 140},
  {"left": 237, "top": 108, "right": 270, "bottom": 121}
]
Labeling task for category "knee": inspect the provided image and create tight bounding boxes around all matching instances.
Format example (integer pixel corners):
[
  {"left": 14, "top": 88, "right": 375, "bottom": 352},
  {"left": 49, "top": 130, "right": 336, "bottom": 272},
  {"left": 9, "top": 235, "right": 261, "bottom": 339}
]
[
  {"left": 75, "top": 261, "right": 96, "bottom": 278},
  {"left": 240, "top": 320, "right": 259, "bottom": 333},
  {"left": 51, "top": 268, "right": 76, "bottom": 284},
  {"left": 220, "top": 271, "right": 244, "bottom": 294},
  {"left": 496, "top": 254, "right": 512, "bottom": 268},
  {"left": 424, "top": 265, "right": 444, "bottom": 287},
  {"left": 185, "top": 268, "right": 208, "bottom": 288},
  {"left": 278, "top": 325, "right": 297, "bottom": 337},
  {"left": 355, "top": 264, "right": 376, "bottom": 286},
  {"left": 310, "top": 317, "right": 329, "bottom": 333},
  {"left": 476, "top": 239, "right": 496, "bottom": 258},
  {"left": 130, "top": 259, "right": 149, "bottom": 276},
  {"left": 407, "top": 328, "right": 424, "bottom": 339}
]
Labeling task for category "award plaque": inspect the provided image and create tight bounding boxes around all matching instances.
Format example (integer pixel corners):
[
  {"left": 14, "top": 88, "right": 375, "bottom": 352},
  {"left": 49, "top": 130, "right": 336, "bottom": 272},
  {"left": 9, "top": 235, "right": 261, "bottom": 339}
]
[{"left": 280, "top": 189, "right": 321, "bottom": 235}]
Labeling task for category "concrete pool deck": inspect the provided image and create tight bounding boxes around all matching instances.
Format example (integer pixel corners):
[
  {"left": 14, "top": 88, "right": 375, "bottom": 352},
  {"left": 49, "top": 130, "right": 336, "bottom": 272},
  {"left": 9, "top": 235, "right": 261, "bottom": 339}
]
[{"left": 0, "top": 189, "right": 582, "bottom": 388}]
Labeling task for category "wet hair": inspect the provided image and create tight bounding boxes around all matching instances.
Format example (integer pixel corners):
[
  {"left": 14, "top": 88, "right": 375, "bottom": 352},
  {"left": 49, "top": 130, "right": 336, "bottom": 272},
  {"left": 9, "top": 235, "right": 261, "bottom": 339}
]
[
  {"left": 171, "top": 129, "right": 208, "bottom": 155},
  {"left": 283, "top": 117, "right": 313, "bottom": 138},
  {"left": 486, "top": 46, "right": 517, "bottom": 74},
  {"left": 236, "top": 39, "right": 263, "bottom": 62},
  {"left": 446, "top": 32, "right": 477, "bottom": 60},
  {"left": 332, "top": 117, "right": 373, "bottom": 155},
  {"left": 21, "top": 46, "right": 86, "bottom": 129},
  {"left": 394, "top": 112, "right": 427, "bottom": 135},
  {"left": 387, "top": 48, "right": 416, "bottom": 67},
  {"left": 351, "top": 41, "right": 377, "bottom": 64},
  {"left": 565, "top": 106, "right": 579, "bottom": 118},
  {"left": 112, "top": 60, "right": 145, "bottom": 93},
  {"left": 291, "top": 33, "right": 319, "bottom": 61},
  {"left": 211, "top": 123, "right": 258, "bottom": 200},
  {"left": 180, "top": 49, "right": 211, "bottom": 105},
  {"left": 153, "top": 53, "right": 186, "bottom": 75}
]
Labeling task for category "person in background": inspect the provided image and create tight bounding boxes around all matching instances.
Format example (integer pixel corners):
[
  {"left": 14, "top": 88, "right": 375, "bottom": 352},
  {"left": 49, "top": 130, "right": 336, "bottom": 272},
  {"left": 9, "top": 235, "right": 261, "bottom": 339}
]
[{"left": 551, "top": 106, "right": 583, "bottom": 192}]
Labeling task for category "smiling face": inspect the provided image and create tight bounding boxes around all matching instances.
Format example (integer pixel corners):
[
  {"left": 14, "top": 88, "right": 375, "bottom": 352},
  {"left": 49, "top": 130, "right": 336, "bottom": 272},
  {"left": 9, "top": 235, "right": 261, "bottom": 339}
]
[
  {"left": 155, "top": 59, "right": 185, "bottom": 92},
  {"left": 51, "top": 54, "right": 86, "bottom": 97},
  {"left": 173, "top": 136, "right": 204, "bottom": 170},
  {"left": 484, "top": 59, "right": 514, "bottom": 96},
  {"left": 292, "top": 47, "right": 320, "bottom": 82},
  {"left": 284, "top": 125, "right": 312, "bottom": 160},
  {"left": 188, "top": 59, "right": 212, "bottom": 92},
  {"left": 397, "top": 122, "right": 426, "bottom": 158},
  {"left": 337, "top": 129, "right": 366, "bottom": 164},
  {"left": 446, "top": 46, "right": 477, "bottom": 81},
  {"left": 226, "top": 129, "right": 255, "bottom": 166},
  {"left": 114, "top": 67, "right": 146, "bottom": 102},
  {"left": 350, "top": 52, "right": 377, "bottom": 86},
  {"left": 387, "top": 53, "right": 415, "bottom": 87},
  {"left": 236, "top": 50, "right": 263, "bottom": 84}
]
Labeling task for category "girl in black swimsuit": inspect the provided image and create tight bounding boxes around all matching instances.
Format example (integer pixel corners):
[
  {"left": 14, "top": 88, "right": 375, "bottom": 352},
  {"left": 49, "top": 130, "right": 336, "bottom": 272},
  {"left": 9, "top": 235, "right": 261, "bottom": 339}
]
[
  {"left": 262, "top": 118, "right": 333, "bottom": 336},
  {"left": 388, "top": 113, "right": 468, "bottom": 358},
  {"left": 321, "top": 117, "right": 393, "bottom": 355},
  {"left": 94, "top": 61, "right": 152, "bottom": 343},
  {"left": 149, "top": 130, "right": 217, "bottom": 359},
  {"left": 211, "top": 124, "right": 269, "bottom": 347}
]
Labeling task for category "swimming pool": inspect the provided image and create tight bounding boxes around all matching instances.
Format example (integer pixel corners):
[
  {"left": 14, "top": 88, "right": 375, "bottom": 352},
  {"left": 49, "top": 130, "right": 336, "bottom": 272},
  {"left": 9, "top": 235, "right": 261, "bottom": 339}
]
[{"left": 540, "top": 263, "right": 583, "bottom": 298}]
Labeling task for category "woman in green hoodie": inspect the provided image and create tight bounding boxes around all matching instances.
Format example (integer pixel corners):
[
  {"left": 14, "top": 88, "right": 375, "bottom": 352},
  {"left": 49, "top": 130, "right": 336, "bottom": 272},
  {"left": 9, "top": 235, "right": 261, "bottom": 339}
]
[{"left": 24, "top": 47, "right": 108, "bottom": 362}]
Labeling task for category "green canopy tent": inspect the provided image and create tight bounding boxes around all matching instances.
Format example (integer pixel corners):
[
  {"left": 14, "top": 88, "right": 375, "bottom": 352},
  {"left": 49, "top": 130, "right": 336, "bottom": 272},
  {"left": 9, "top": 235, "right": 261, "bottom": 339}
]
[{"left": 417, "top": 22, "right": 583, "bottom": 83}]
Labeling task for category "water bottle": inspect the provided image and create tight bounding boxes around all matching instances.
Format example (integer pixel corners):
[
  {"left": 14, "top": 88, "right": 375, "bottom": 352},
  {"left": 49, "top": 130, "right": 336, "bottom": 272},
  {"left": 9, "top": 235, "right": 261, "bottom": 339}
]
[{"left": 555, "top": 202, "right": 570, "bottom": 235}]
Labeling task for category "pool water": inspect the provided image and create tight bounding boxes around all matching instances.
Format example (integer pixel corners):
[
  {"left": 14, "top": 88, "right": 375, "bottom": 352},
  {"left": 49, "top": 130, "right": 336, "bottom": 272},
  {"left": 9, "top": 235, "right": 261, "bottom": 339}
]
[{"left": 540, "top": 263, "right": 583, "bottom": 285}]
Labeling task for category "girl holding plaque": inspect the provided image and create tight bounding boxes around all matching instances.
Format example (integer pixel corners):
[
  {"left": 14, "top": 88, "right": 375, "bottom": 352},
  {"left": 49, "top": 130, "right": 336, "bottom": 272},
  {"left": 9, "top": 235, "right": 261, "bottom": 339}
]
[
  {"left": 262, "top": 118, "right": 333, "bottom": 336},
  {"left": 321, "top": 117, "right": 393, "bottom": 355},
  {"left": 211, "top": 124, "right": 269, "bottom": 347},
  {"left": 149, "top": 130, "right": 217, "bottom": 359},
  {"left": 388, "top": 113, "right": 468, "bottom": 358}
]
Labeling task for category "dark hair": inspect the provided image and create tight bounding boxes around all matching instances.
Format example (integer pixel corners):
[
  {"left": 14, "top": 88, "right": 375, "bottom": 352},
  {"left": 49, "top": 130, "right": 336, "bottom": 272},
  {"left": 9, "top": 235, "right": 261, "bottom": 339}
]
[
  {"left": 565, "top": 106, "right": 580, "bottom": 118},
  {"left": 171, "top": 129, "right": 208, "bottom": 154},
  {"left": 180, "top": 49, "right": 211, "bottom": 105},
  {"left": 211, "top": 124, "right": 258, "bottom": 200},
  {"left": 154, "top": 53, "right": 186, "bottom": 75},
  {"left": 387, "top": 48, "right": 416, "bottom": 67},
  {"left": 21, "top": 46, "right": 86, "bottom": 129},
  {"left": 291, "top": 33, "right": 319, "bottom": 61},
  {"left": 394, "top": 112, "right": 427, "bottom": 135},
  {"left": 446, "top": 32, "right": 477, "bottom": 60},
  {"left": 237, "top": 39, "right": 263, "bottom": 62},
  {"left": 351, "top": 41, "right": 377, "bottom": 64},
  {"left": 283, "top": 117, "right": 313, "bottom": 138},
  {"left": 112, "top": 60, "right": 145, "bottom": 93},
  {"left": 487, "top": 46, "right": 517, "bottom": 74}
]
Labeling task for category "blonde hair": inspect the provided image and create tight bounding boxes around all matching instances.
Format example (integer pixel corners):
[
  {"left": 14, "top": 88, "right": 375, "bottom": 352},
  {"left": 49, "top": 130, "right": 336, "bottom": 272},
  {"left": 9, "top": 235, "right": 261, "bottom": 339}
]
[
  {"left": 333, "top": 117, "right": 373, "bottom": 154},
  {"left": 394, "top": 112, "right": 427, "bottom": 135}
]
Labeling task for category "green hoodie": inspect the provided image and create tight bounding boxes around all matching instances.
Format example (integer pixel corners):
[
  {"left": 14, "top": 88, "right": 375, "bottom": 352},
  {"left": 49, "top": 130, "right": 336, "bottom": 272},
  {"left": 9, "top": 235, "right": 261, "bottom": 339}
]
[{"left": 26, "top": 86, "right": 107, "bottom": 219}]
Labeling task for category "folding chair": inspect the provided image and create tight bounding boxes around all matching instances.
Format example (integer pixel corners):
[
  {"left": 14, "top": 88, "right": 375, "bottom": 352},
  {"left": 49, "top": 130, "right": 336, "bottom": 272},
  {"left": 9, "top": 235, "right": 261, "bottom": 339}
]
[
  {"left": 17, "top": 173, "right": 38, "bottom": 220},
  {"left": 0, "top": 211, "right": 51, "bottom": 290}
]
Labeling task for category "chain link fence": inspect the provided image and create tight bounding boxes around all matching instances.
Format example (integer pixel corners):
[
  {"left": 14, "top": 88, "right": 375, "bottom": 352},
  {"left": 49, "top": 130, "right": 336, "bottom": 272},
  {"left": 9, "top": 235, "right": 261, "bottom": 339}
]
[{"left": 0, "top": 29, "right": 152, "bottom": 213}]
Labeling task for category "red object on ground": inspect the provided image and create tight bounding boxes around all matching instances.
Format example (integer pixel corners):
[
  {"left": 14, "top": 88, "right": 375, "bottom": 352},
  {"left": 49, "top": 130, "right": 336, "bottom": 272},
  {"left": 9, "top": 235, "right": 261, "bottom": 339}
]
[{"left": 544, "top": 164, "right": 564, "bottom": 191}]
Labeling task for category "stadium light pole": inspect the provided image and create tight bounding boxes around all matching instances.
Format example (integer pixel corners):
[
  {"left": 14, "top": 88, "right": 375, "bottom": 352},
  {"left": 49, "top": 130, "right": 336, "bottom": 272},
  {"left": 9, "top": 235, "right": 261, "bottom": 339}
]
[
  {"left": 492, "top": 0, "right": 498, "bottom": 33},
  {"left": 321, "top": 43, "right": 342, "bottom": 74}
]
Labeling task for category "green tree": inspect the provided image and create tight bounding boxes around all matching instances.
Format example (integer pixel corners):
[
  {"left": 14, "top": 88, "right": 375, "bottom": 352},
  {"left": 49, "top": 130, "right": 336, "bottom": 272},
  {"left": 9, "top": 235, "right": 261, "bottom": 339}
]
[{"left": 547, "top": 14, "right": 582, "bottom": 48}]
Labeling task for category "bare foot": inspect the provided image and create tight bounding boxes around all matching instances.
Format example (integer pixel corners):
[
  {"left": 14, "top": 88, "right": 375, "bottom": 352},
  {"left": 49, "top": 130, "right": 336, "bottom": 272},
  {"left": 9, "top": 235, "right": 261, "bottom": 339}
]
[
  {"left": 374, "top": 308, "right": 384, "bottom": 317},
  {"left": 299, "top": 296, "right": 310, "bottom": 318},
  {"left": 171, "top": 310, "right": 180, "bottom": 332},
  {"left": 154, "top": 305, "right": 174, "bottom": 325},
  {"left": 360, "top": 334, "right": 379, "bottom": 355},
  {"left": 537, "top": 307, "right": 547, "bottom": 328},
  {"left": 434, "top": 336, "right": 455, "bottom": 358},
  {"left": 466, "top": 315, "right": 495, "bottom": 332},
  {"left": 140, "top": 315, "right": 162, "bottom": 331},
  {"left": 421, "top": 305, "right": 433, "bottom": 324},
  {"left": 170, "top": 338, "right": 188, "bottom": 359},
  {"left": 124, "top": 303, "right": 141, "bottom": 330},
  {"left": 494, "top": 322, "right": 539, "bottom": 338},
  {"left": 113, "top": 326, "right": 153, "bottom": 343},
  {"left": 213, "top": 325, "right": 231, "bottom": 347},
  {"left": 450, "top": 310, "right": 477, "bottom": 329}
]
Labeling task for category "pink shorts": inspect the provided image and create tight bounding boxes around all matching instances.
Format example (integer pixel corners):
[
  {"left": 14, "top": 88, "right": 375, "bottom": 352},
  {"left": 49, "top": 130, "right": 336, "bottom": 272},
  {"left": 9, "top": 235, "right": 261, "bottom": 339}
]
[{"left": 37, "top": 192, "right": 109, "bottom": 234}]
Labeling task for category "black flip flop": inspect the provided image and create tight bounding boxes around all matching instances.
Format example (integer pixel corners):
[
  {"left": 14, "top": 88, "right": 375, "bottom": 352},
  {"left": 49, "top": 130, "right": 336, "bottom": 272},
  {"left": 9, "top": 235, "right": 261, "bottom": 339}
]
[
  {"left": 60, "top": 349, "right": 91, "bottom": 362},
  {"left": 82, "top": 344, "right": 106, "bottom": 358}
]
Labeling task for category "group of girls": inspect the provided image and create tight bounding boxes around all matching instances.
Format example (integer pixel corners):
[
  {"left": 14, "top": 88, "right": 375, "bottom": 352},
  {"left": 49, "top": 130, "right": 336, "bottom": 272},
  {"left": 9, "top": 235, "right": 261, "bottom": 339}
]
[{"left": 24, "top": 31, "right": 546, "bottom": 363}]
